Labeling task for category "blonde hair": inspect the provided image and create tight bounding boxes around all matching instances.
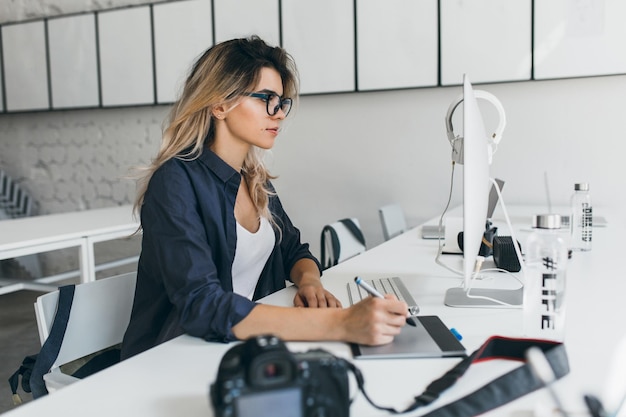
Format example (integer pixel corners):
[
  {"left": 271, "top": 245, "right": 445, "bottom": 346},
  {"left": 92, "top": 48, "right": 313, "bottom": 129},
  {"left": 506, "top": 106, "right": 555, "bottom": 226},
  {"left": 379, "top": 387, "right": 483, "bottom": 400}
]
[{"left": 134, "top": 36, "right": 299, "bottom": 225}]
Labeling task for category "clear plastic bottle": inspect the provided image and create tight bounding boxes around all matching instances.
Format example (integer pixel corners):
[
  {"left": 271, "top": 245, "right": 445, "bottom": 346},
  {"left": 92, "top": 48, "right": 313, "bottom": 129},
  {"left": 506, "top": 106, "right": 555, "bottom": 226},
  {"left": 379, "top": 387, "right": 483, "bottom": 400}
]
[
  {"left": 523, "top": 214, "right": 568, "bottom": 342},
  {"left": 570, "top": 183, "right": 592, "bottom": 251}
]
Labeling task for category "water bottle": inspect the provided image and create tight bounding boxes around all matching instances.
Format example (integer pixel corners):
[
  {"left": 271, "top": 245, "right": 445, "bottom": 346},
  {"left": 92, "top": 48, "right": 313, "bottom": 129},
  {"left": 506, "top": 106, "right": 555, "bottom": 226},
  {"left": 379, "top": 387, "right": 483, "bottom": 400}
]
[
  {"left": 570, "top": 183, "right": 592, "bottom": 251},
  {"left": 523, "top": 214, "right": 568, "bottom": 342}
]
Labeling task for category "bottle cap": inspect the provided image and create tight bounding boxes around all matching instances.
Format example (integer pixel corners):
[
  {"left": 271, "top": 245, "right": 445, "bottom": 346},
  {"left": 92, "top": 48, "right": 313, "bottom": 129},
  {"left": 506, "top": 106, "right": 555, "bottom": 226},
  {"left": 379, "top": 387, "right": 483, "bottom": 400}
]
[
  {"left": 575, "top": 183, "right": 589, "bottom": 191},
  {"left": 533, "top": 214, "right": 562, "bottom": 229}
]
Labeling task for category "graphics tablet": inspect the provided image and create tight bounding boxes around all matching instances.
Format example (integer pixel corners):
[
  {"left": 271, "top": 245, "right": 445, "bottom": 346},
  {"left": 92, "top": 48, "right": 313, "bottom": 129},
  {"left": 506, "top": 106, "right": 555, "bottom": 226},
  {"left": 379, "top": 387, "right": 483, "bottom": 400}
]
[{"left": 351, "top": 315, "right": 466, "bottom": 359}]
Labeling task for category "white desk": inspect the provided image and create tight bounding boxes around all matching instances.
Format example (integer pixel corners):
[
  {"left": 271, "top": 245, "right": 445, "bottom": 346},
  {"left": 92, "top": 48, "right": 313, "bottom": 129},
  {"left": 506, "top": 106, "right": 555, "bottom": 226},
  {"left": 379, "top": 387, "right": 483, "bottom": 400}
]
[
  {"left": 5, "top": 205, "right": 625, "bottom": 416},
  {"left": 0, "top": 205, "right": 139, "bottom": 295}
]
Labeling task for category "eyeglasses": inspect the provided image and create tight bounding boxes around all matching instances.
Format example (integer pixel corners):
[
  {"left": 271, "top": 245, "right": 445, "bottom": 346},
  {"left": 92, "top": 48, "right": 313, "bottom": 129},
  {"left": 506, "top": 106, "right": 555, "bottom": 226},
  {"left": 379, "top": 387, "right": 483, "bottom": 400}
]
[{"left": 244, "top": 92, "right": 292, "bottom": 117}]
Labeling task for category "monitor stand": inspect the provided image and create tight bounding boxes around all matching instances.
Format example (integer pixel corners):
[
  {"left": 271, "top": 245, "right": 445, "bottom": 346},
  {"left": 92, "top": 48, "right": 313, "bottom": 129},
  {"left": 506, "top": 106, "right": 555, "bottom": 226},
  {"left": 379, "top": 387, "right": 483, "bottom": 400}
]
[
  {"left": 444, "top": 177, "right": 525, "bottom": 309},
  {"left": 444, "top": 287, "right": 523, "bottom": 308}
]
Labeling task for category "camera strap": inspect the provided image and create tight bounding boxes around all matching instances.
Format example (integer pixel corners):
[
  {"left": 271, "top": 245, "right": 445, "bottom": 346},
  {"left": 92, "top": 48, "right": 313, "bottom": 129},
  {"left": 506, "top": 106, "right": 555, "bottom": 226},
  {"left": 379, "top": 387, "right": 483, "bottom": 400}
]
[{"left": 346, "top": 336, "right": 569, "bottom": 416}]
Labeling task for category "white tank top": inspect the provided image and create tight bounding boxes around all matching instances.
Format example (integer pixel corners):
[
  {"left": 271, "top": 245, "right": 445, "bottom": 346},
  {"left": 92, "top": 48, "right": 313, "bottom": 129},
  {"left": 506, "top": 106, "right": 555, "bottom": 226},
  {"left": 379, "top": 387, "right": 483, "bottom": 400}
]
[{"left": 232, "top": 216, "right": 275, "bottom": 300}]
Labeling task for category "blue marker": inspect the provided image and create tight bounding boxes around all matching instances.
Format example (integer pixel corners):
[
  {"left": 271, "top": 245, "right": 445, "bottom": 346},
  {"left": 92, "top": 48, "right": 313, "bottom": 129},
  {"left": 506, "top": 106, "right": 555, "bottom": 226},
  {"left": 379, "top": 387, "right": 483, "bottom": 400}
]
[{"left": 450, "top": 328, "right": 463, "bottom": 341}]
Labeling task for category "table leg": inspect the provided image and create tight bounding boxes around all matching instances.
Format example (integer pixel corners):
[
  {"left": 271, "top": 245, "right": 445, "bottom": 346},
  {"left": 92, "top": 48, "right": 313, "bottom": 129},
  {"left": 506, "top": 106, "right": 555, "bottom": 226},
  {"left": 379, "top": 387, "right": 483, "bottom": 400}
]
[{"left": 79, "top": 239, "right": 96, "bottom": 283}]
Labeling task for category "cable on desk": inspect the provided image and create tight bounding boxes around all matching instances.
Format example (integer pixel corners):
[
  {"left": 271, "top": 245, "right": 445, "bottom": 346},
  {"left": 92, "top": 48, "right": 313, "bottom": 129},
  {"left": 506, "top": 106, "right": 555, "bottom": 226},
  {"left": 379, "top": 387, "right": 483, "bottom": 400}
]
[{"left": 434, "top": 161, "right": 464, "bottom": 277}]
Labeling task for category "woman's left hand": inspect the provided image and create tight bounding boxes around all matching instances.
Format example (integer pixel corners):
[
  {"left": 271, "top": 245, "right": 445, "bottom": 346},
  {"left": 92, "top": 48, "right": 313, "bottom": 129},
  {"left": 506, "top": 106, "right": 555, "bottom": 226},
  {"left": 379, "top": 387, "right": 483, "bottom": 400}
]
[
  {"left": 294, "top": 281, "right": 342, "bottom": 308},
  {"left": 290, "top": 258, "right": 341, "bottom": 308}
]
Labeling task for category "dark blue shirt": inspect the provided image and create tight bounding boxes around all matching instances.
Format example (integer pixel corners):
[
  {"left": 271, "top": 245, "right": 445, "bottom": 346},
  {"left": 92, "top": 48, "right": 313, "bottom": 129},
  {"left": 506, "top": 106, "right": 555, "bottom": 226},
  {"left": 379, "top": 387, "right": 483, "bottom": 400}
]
[{"left": 121, "top": 148, "right": 320, "bottom": 359}]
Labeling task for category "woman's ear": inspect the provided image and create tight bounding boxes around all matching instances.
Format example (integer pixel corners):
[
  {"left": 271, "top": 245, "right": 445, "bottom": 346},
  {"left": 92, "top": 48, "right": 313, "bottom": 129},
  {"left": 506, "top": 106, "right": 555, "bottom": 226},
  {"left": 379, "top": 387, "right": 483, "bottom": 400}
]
[{"left": 212, "top": 104, "right": 226, "bottom": 120}]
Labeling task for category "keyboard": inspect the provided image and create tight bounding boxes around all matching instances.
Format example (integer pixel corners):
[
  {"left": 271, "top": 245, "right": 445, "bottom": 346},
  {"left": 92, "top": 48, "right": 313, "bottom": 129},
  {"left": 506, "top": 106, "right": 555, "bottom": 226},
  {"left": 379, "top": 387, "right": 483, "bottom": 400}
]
[{"left": 347, "top": 276, "right": 420, "bottom": 316}]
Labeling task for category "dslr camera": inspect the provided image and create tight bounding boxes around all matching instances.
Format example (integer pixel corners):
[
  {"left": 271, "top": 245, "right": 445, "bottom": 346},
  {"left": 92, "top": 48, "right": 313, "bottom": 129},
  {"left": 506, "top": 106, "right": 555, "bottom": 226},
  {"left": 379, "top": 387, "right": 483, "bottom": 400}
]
[{"left": 210, "top": 335, "right": 350, "bottom": 417}]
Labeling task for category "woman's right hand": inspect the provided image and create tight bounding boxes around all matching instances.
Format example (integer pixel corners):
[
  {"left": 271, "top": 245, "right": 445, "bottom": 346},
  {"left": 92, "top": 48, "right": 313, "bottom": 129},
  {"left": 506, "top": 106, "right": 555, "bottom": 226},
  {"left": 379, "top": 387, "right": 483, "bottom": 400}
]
[{"left": 341, "top": 295, "right": 409, "bottom": 346}]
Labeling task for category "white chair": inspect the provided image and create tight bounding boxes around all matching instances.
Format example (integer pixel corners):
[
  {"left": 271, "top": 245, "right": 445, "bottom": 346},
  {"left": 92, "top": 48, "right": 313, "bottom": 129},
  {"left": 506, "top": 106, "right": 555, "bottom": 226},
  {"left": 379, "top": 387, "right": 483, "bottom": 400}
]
[
  {"left": 320, "top": 218, "right": 366, "bottom": 269},
  {"left": 33, "top": 272, "right": 136, "bottom": 393},
  {"left": 379, "top": 203, "right": 408, "bottom": 241}
]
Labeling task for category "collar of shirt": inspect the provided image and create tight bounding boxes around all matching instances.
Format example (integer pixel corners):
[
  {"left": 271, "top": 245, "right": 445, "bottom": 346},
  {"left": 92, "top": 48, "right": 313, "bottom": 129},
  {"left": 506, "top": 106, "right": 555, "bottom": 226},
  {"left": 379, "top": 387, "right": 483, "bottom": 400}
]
[{"left": 198, "top": 147, "right": 241, "bottom": 185}]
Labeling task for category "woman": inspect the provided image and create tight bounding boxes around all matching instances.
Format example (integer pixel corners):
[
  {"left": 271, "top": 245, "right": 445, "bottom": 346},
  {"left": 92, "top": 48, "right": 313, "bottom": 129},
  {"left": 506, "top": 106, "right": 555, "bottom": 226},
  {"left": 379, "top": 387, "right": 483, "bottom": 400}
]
[{"left": 121, "top": 36, "right": 408, "bottom": 359}]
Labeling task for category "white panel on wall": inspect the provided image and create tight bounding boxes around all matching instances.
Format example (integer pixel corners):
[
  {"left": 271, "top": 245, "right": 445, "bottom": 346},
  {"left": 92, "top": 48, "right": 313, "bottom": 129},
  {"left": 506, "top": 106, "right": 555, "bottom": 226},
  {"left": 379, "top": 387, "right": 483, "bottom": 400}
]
[
  {"left": 534, "top": 0, "right": 626, "bottom": 79},
  {"left": 282, "top": 0, "right": 355, "bottom": 95},
  {"left": 0, "top": 47, "right": 4, "bottom": 112},
  {"left": 2, "top": 21, "right": 49, "bottom": 111},
  {"left": 214, "top": 0, "right": 279, "bottom": 46},
  {"left": 153, "top": 0, "right": 213, "bottom": 104},
  {"left": 48, "top": 13, "right": 99, "bottom": 109},
  {"left": 98, "top": 6, "right": 154, "bottom": 106},
  {"left": 356, "top": 0, "right": 438, "bottom": 91},
  {"left": 440, "top": 0, "right": 532, "bottom": 86}
]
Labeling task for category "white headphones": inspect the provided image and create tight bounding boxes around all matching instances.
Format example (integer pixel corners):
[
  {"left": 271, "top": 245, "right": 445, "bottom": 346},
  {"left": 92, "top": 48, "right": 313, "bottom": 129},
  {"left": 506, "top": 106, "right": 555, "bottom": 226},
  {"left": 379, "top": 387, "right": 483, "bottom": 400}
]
[{"left": 445, "top": 90, "right": 506, "bottom": 165}]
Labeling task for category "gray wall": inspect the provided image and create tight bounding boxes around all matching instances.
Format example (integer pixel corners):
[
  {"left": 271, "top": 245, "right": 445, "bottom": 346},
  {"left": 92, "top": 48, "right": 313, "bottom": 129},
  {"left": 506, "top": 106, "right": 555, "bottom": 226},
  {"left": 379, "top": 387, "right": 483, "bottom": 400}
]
[{"left": 2, "top": 0, "right": 625, "bottom": 264}]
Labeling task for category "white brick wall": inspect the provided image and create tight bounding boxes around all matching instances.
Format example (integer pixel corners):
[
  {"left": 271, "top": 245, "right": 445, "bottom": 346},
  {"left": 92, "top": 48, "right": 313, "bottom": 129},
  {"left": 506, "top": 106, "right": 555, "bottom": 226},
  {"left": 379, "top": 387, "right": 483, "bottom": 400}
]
[{"left": 0, "top": 107, "right": 167, "bottom": 214}]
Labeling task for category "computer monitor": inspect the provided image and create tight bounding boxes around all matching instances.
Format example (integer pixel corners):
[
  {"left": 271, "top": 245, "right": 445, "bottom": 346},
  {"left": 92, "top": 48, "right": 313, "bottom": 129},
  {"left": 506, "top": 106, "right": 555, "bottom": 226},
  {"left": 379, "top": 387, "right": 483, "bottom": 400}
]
[{"left": 443, "top": 75, "right": 523, "bottom": 308}]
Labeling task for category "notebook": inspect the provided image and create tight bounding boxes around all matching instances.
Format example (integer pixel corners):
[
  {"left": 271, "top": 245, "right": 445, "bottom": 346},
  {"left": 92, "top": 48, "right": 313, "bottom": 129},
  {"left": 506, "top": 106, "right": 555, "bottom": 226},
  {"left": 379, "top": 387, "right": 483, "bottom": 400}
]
[{"left": 346, "top": 277, "right": 466, "bottom": 359}]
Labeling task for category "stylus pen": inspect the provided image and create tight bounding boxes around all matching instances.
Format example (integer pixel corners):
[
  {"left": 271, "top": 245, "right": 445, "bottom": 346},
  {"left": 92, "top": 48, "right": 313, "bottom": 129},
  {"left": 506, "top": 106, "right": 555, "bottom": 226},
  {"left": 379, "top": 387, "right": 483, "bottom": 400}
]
[{"left": 354, "top": 277, "right": 416, "bottom": 327}]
